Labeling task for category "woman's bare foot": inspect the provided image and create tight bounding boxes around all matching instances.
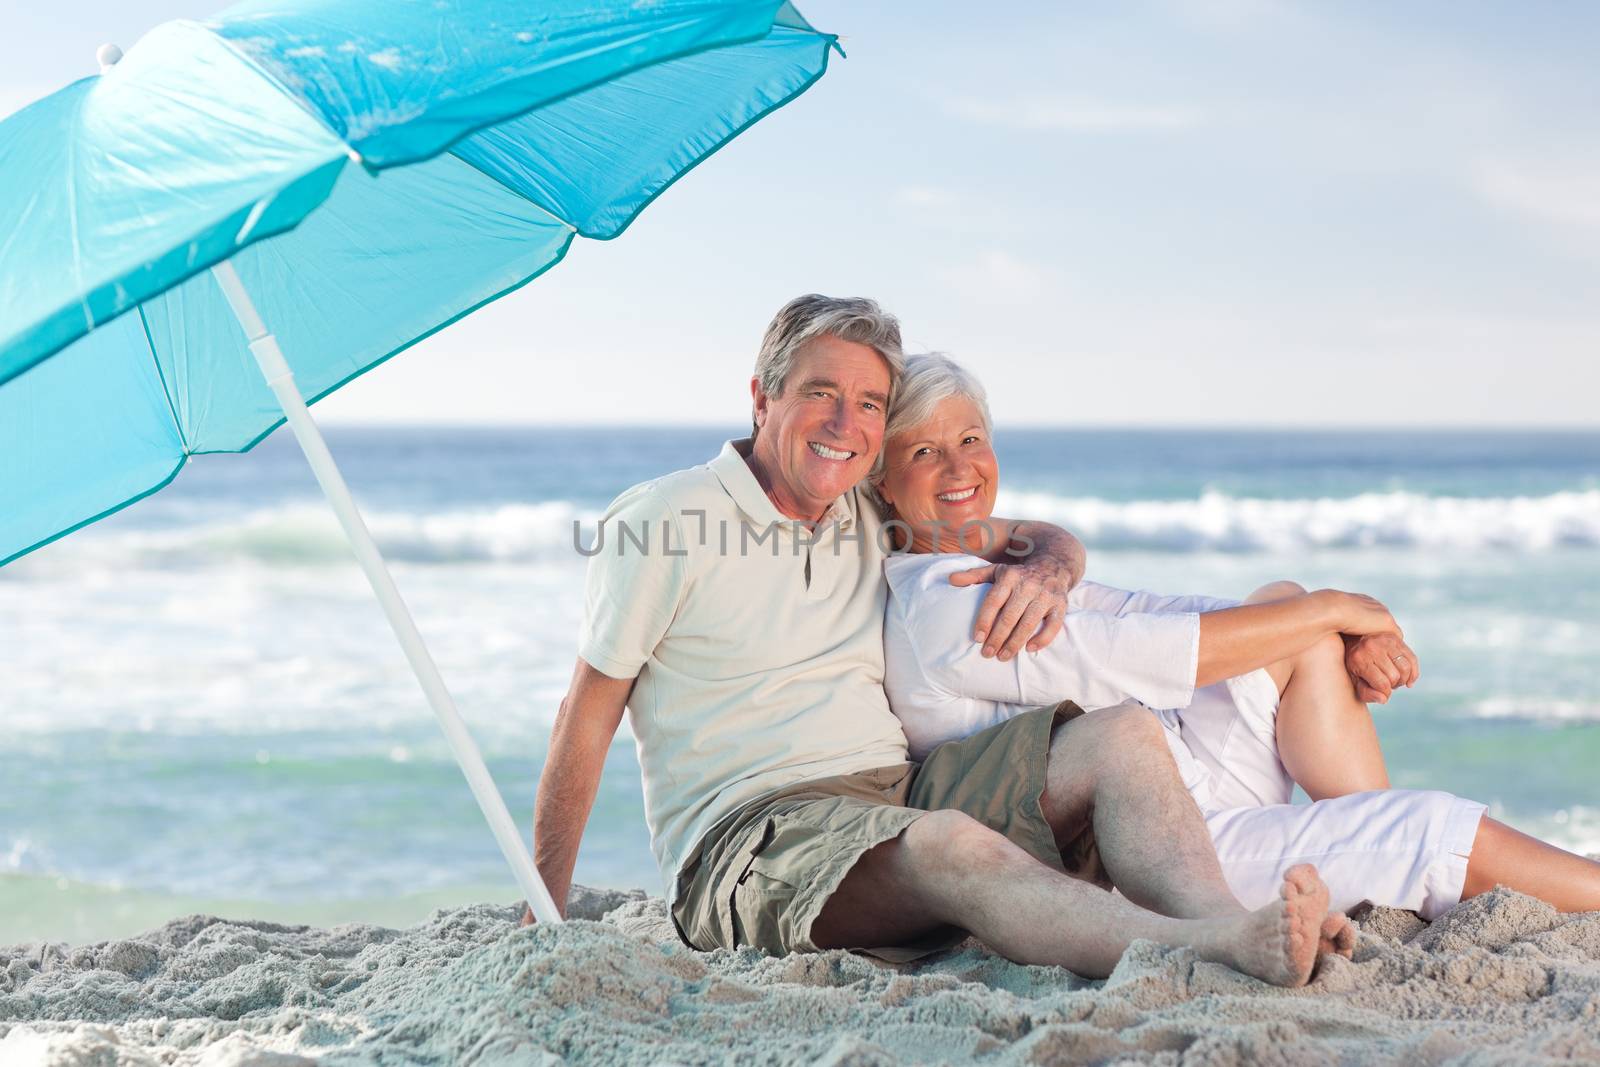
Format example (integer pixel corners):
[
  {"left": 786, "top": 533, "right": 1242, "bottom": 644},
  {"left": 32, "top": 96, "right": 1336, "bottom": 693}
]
[{"left": 1192, "top": 864, "right": 1331, "bottom": 987}]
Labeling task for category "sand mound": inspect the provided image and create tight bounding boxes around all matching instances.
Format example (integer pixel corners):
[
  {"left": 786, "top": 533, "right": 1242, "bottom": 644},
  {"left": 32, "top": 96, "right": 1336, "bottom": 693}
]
[{"left": 3, "top": 885, "right": 1599, "bottom": 1066}]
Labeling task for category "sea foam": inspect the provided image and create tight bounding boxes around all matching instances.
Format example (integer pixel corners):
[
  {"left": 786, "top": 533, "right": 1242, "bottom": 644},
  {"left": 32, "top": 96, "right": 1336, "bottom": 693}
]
[
  {"left": 6, "top": 489, "right": 1599, "bottom": 576},
  {"left": 996, "top": 488, "right": 1600, "bottom": 554}
]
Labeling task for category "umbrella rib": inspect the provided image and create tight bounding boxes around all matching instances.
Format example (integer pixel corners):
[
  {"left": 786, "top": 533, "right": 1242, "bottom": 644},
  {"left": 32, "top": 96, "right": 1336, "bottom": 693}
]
[
  {"left": 444, "top": 150, "right": 581, "bottom": 232},
  {"left": 136, "top": 305, "right": 189, "bottom": 454},
  {"left": 63, "top": 116, "right": 92, "bottom": 335},
  {"left": 189, "top": 20, "right": 355, "bottom": 155}
]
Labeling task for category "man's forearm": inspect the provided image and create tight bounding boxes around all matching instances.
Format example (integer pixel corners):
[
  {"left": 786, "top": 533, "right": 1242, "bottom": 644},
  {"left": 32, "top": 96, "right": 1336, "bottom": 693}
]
[
  {"left": 531, "top": 700, "right": 619, "bottom": 916},
  {"left": 996, "top": 519, "right": 1087, "bottom": 589},
  {"left": 533, "top": 759, "right": 597, "bottom": 915}
]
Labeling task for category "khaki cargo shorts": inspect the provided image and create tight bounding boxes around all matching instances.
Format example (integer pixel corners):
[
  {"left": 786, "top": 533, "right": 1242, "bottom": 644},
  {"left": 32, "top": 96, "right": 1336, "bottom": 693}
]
[{"left": 671, "top": 702, "right": 1097, "bottom": 960}]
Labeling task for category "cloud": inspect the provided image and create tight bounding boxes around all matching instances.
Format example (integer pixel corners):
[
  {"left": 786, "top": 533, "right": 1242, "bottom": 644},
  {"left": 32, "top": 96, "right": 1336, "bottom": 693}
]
[
  {"left": 1472, "top": 157, "right": 1600, "bottom": 230},
  {"left": 935, "top": 249, "right": 1068, "bottom": 305},
  {"left": 947, "top": 96, "right": 1204, "bottom": 133},
  {"left": 891, "top": 185, "right": 963, "bottom": 210},
  {"left": 1164, "top": 0, "right": 1299, "bottom": 29}
]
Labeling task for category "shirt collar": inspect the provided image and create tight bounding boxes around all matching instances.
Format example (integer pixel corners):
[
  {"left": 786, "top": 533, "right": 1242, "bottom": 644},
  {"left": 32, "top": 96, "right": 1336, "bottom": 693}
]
[{"left": 709, "top": 438, "right": 857, "bottom": 530}]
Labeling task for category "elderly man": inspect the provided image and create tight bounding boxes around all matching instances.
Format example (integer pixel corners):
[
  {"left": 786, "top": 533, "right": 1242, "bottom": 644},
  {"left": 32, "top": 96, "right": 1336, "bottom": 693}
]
[{"left": 527, "top": 295, "right": 1339, "bottom": 985}]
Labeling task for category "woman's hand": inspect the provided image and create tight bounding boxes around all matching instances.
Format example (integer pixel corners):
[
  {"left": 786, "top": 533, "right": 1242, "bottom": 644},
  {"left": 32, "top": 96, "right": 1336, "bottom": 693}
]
[
  {"left": 1317, "top": 589, "right": 1401, "bottom": 638},
  {"left": 1344, "top": 632, "right": 1420, "bottom": 703}
]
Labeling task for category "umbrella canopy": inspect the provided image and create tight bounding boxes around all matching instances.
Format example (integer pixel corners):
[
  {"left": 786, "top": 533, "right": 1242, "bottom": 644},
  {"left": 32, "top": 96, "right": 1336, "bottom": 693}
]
[
  {"left": 0, "top": 0, "right": 839, "bottom": 923},
  {"left": 0, "top": 0, "right": 837, "bottom": 563}
]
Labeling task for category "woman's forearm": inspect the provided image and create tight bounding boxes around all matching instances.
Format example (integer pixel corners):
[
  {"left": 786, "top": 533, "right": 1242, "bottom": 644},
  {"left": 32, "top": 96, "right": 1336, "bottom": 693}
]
[{"left": 1195, "top": 590, "right": 1395, "bottom": 687}]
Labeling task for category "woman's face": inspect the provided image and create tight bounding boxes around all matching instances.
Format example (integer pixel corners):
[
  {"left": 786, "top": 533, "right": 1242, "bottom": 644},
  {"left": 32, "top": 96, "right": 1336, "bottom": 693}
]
[{"left": 877, "top": 394, "right": 999, "bottom": 552}]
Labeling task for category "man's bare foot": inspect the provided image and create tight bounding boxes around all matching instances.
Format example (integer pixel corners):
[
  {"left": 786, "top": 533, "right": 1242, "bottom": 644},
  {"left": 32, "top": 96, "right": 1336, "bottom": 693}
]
[
  {"left": 1319, "top": 913, "right": 1355, "bottom": 961},
  {"left": 1194, "top": 864, "right": 1331, "bottom": 987}
]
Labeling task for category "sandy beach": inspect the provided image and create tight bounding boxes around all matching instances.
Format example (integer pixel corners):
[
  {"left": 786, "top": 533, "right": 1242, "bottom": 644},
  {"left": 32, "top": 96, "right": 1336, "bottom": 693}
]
[{"left": 4, "top": 881, "right": 1598, "bottom": 1066}]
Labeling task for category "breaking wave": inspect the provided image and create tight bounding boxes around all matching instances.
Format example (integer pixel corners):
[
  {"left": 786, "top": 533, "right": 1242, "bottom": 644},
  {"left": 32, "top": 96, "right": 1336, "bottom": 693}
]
[
  {"left": 9, "top": 488, "right": 1600, "bottom": 572},
  {"left": 10, "top": 501, "right": 603, "bottom": 571},
  {"left": 996, "top": 488, "right": 1600, "bottom": 554}
]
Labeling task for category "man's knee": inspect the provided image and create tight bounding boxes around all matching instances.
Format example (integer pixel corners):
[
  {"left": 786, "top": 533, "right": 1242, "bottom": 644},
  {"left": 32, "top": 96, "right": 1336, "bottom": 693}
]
[
  {"left": 909, "top": 809, "right": 1013, "bottom": 868},
  {"left": 1057, "top": 702, "right": 1165, "bottom": 753}
]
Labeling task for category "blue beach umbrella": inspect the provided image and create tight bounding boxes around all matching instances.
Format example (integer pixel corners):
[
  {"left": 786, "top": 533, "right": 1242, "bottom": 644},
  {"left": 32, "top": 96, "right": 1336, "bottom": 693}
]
[{"left": 0, "top": 0, "right": 839, "bottom": 924}]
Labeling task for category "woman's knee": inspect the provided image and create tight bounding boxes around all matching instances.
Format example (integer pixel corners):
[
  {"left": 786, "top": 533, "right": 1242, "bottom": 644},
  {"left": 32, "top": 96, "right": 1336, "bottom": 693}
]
[
  {"left": 1246, "top": 579, "right": 1307, "bottom": 604},
  {"left": 1302, "top": 630, "right": 1347, "bottom": 667}
]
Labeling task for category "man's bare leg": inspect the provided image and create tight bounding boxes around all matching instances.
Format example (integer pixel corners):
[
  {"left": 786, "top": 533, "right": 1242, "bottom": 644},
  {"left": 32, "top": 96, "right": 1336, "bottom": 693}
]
[
  {"left": 1037, "top": 690, "right": 1354, "bottom": 958},
  {"left": 812, "top": 705, "right": 1335, "bottom": 983},
  {"left": 1246, "top": 581, "right": 1390, "bottom": 800},
  {"left": 1038, "top": 701, "right": 1353, "bottom": 959},
  {"left": 1037, "top": 704, "right": 1245, "bottom": 919},
  {"left": 810, "top": 810, "right": 1331, "bottom": 985},
  {"left": 1462, "top": 816, "right": 1600, "bottom": 912}
]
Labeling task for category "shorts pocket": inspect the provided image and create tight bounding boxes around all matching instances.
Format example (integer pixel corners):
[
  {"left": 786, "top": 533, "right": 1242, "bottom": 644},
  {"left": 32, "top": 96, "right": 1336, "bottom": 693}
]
[
  {"left": 724, "top": 817, "right": 786, "bottom": 952},
  {"left": 731, "top": 864, "right": 799, "bottom": 955}
]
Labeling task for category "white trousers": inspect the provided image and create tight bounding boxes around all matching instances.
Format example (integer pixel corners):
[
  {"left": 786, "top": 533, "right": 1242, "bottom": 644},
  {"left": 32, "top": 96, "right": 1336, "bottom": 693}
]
[{"left": 1076, "top": 583, "right": 1487, "bottom": 920}]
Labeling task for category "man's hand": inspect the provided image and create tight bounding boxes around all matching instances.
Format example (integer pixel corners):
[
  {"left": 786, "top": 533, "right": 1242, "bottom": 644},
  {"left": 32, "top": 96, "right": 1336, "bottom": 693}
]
[
  {"left": 518, "top": 903, "right": 564, "bottom": 926},
  {"left": 949, "top": 519, "right": 1085, "bottom": 659},
  {"left": 1343, "top": 632, "right": 1419, "bottom": 704},
  {"left": 950, "top": 558, "right": 1071, "bottom": 660}
]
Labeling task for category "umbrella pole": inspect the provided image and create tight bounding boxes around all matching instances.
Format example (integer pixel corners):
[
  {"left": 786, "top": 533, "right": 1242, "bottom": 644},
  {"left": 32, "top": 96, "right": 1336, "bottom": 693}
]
[{"left": 209, "top": 260, "right": 563, "bottom": 927}]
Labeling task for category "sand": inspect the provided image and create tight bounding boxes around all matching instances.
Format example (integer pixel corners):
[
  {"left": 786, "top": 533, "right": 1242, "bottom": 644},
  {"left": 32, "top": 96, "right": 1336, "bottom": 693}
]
[{"left": 3, "top": 883, "right": 1599, "bottom": 1066}]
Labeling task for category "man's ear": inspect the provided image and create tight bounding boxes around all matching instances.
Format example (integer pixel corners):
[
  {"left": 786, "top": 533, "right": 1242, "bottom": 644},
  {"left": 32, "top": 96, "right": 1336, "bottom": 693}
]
[{"left": 750, "top": 377, "right": 768, "bottom": 428}]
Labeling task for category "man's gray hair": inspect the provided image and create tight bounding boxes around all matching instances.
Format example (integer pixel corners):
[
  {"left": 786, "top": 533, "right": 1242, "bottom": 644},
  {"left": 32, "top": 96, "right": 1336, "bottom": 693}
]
[
  {"left": 752, "top": 295, "right": 906, "bottom": 433},
  {"left": 867, "top": 352, "right": 993, "bottom": 502}
]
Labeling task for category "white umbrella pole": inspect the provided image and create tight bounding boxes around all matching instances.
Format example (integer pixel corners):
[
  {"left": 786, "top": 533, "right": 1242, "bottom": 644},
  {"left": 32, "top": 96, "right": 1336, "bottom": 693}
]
[{"left": 209, "top": 260, "right": 562, "bottom": 926}]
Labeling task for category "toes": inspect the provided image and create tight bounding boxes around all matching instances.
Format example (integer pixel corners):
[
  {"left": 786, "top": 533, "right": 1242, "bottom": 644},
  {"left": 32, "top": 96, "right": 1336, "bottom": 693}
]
[
  {"left": 1322, "top": 914, "right": 1356, "bottom": 959},
  {"left": 1282, "top": 863, "right": 1322, "bottom": 897}
]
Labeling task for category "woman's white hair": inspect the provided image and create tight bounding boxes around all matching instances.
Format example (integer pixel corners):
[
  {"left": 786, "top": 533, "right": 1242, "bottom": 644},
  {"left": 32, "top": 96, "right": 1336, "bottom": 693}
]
[
  {"left": 751, "top": 294, "right": 905, "bottom": 435},
  {"left": 867, "top": 352, "right": 992, "bottom": 504}
]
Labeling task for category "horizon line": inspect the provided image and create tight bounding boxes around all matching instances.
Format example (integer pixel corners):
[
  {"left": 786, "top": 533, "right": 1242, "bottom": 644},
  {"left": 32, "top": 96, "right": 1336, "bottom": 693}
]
[{"left": 311, "top": 419, "right": 1600, "bottom": 434}]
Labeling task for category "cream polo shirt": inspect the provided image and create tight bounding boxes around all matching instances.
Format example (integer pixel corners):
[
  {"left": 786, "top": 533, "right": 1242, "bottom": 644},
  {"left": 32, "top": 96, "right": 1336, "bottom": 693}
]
[{"left": 578, "top": 439, "right": 910, "bottom": 901}]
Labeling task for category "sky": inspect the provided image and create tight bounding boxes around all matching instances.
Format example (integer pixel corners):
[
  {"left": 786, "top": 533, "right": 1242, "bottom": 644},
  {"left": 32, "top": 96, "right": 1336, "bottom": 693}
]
[{"left": 4, "top": 1, "right": 1599, "bottom": 427}]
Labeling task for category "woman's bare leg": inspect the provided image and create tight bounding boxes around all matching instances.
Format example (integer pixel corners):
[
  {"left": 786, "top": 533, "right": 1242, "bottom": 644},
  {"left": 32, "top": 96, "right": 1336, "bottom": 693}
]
[
  {"left": 1232, "top": 586, "right": 1600, "bottom": 914},
  {"left": 1461, "top": 816, "right": 1600, "bottom": 912},
  {"left": 1245, "top": 581, "right": 1389, "bottom": 800}
]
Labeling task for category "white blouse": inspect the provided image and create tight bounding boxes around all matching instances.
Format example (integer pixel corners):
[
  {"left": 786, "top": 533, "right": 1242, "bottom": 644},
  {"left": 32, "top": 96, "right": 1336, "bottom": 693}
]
[{"left": 882, "top": 552, "right": 1207, "bottom": 760}]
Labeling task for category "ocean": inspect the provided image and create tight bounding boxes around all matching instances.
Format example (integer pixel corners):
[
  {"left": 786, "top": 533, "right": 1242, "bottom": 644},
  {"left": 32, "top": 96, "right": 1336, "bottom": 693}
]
[{"left": 3, "top": 426, "right": 1599, "bottom": 945}]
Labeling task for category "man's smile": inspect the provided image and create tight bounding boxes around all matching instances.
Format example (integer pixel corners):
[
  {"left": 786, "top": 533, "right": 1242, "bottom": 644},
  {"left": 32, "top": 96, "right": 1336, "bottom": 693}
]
[{"left": 808, "top": 441, "right": 856, "bottom": 461}]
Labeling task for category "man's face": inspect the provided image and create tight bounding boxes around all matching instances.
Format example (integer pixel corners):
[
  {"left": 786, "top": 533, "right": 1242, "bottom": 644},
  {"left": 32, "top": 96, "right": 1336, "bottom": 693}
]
[{"left": 749, "top": 335, "right": 892, "bottom": 522}]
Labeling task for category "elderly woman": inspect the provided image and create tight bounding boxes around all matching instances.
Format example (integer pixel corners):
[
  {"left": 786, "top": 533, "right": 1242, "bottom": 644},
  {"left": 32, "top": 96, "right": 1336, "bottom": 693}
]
[{"left": 875, "top": 352, "right": 1600, "bottom": 918}]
